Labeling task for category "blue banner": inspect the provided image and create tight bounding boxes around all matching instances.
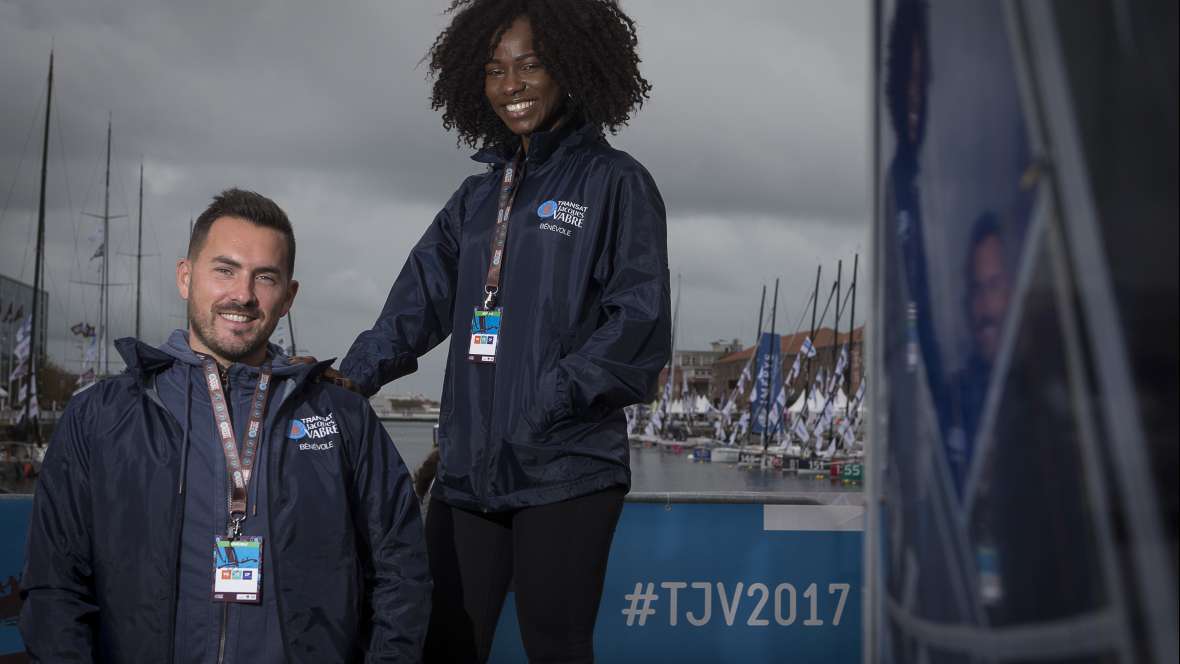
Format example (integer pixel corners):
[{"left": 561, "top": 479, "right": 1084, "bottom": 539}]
[
  {"left": 492, "top": 501, "right": 863, "bottom": 662},
  {"left": 1, "top": 495, "right": 863, "bottom": 663},
  {"left": 1, "top": 496, "right": 31, "bottom": 660},
  {"left": 749, "top": 332, "right": 782, "bottom": 435}
]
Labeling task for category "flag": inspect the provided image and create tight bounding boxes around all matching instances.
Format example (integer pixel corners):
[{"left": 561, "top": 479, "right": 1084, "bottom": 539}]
[
  {"left": 840, "top": 420, "right": 857, "bottom": 448},
  {"left": 13, "top": 337, "right": 30, "bottom": 363},
  {"left": 646, "top": 405, "right": 663, "bottom": 436},
  {"left": 769, "top": 382, "right": 789, "bottom": 432},
  {"left": 785, "top": 353, "right": 802, "bottom": 387},
  {"left": 82, "top": 335, "right": 99, "bottom": 366},
  {"left": 791, "top": 417, "right": 809, "bottom": 444},
  {"left": 812, "top": 367, "right": 827, "bottom": 400},
  {"left": 721, "top": 355, "right": 755, "bottom": 426},
  {"left": 729, "top": 411, "right": 750, "bottom": 445},
  {"left": 826, "top": 344, "right": 849, "bottom": 395},
  {"left": 14, "top": 315, "right": 31, "bottom": 345},
  {"left": 91, "top": 242, "right": 105, "bottom": 260},
  {"left": 835, "top": 344, "right": 848, "bottom": 377},
  {"left": 9, "top": 358, "right": 28, "bottom": 383},
  {"left": 76, "top": 368, "right": 97, "bottom": 387},
  {"left": 819, "top": 432, "right": 837, "bottom": 458},
  {"left": 852, "top": 378, "right": 867, "bottom": 411},
  {"left": 799, "top": 336, "right": 816, "bottom": 358},
  {"left": 71, "top": 322, "right": 85, "bottom": 336},
  {"left": 736, "top": 357, "right": 753, "bottom": 396},
  {"left": 680, "top": 363, "right": 690, "bottom": 401},
  {"left": 750, "top": 333, "right": 782, "bottom": 435},
  {"left": 17, "top": 375, "right": 39, "bottom": 420},
  {"left": 813, "top": 398, "right": 834, "bottom": 437}
]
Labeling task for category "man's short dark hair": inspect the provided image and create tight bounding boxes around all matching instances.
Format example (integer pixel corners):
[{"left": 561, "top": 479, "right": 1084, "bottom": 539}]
[
  {"left": 189, "top": 188, "right": 296, "bottom": 276},
  {"left": 885, "top": 0, "right": 930, "bottom": 150}
]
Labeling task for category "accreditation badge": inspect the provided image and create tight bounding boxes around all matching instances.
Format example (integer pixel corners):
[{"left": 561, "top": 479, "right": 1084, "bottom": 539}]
[
  {"left": 212, "top": 536, "right": 263, "bottom": 603},
  {"left": 467, "top": 307, "right": 503, "bottom": 363}
]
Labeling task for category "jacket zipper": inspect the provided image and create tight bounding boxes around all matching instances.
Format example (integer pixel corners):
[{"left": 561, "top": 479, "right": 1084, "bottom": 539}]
[
  {"left": 140, "top": 375, "right": 188, "bottom": 662},
  {"left": 217, "top": 375, "right": 232, "bottom": 664},
  {"left": 266, "top": 398, "right": 295, "bottom": 660},
  {"left": 216, "top": 603, "right": 230, "bottom": 664},
  {"left": 481, "top": 179, "right": 512, "bottom": 511},
  {"left": 141, "top": 365, "right": 306, "bottom": 662}
]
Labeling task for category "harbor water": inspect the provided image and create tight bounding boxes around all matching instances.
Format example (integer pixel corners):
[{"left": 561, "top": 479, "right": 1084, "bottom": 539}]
[
  {"left": 3, "top": 420, "right": 863, "bottom": 496},
  {"left": 384, "top": 421, "right": 861, "bottom": 495}
]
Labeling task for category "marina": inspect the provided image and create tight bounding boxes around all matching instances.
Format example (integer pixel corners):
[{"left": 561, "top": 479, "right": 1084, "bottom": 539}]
[
  {"left": 387, "top": 421, "right": 862, "bottom": 496},
  {"left": 1, "top": 1, "right": 1175, "bottom": 662}
]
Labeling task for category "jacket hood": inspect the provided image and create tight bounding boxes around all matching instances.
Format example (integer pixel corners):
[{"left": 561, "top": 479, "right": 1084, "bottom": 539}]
[{"left": 115, "top": 329, "right": 331, "bottom": 383}]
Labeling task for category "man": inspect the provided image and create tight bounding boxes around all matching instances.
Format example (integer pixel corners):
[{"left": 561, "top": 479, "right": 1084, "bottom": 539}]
[
  {"left": 945, "top": 212, "right": 1013, "bottom": 487},
  {"left": 20, "top": 189, "right": 429, "bottom": 662},
  {"left": 965, "top": 213, "right": 1012, "bottom": 367}
]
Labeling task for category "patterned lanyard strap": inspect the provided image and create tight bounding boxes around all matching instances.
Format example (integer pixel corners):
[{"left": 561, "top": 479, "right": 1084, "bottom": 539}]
[
  {"left": 201, "top": 355, "right": 272, "bottom": 538},
  {"left": 483, "top": 149, "right": 525, "bottom": 310}
]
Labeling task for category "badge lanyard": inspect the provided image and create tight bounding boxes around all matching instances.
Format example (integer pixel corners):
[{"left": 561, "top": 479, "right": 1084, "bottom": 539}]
[
  {"left": 469, "top": 150, "right": 523, "bottom": 364},
  {"left": 483, "top": 149, "right": 525, "bottom": 310},
  {"left": 201, "top": 355, "right": 271, "bottom": 539}
]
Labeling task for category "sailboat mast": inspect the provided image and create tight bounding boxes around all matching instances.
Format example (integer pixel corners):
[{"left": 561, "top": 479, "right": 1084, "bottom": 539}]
[
  {"left": 846, "top": 254, "right": 858, "bottom": 414},
  {"left": 135, "top": 160, "right": 143, "bottom": 339},
  {"left": 747, "top": 284, "right": 766, "bottom": 439},
  {"left": 828, "top": 260, "right": 842, "bottom": 451},
  {"left": 186, "top": 217, "right": 193, "bottom": 331},
  {"left": 665, "top": 273, "right": 681, "bottom": 434},
  {"left": 761, "top": 277, "right": 779, "bottom": 454},
  {"left": 286, "top": 312, "right": 297, "bottom": 356},
  {"left": 805, "top": 265, "right": 821, "bottom": 406},
  {"left": 24, "top": 50, "right": 53, "bottom": 443},
  {"left": 100, "top": 117, "right": 111, "bottom": 375},
  {"left": 832, "top": 260, "right": 842, "bottom": 369}
]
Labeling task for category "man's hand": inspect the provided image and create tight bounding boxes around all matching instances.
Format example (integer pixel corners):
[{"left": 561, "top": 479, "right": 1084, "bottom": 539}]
[{"left": 288, "top": 356, "right": 361, "bottom": 394}]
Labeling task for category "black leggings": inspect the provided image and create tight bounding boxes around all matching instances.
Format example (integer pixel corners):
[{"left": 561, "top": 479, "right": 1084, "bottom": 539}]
[{"left": 423, "top": 486, "right": 627, "bottom": 664}]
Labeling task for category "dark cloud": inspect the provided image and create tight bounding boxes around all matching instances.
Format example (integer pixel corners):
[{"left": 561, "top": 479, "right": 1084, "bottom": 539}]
[{"left": 1, "top": 0, "right": 869, "bottom": 399}]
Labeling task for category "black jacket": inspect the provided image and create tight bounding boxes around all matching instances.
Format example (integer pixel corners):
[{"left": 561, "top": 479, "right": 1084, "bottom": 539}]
[
  {"left": 342, "top": 120, "right": 671, "bottom": 510},
  {"left": 20, "top": 336, "right": 430, "bottom": 662}
]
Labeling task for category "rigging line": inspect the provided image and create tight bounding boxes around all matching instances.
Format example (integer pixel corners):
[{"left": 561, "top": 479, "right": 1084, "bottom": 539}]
[
  {"left": 0, "top": 85, "right": 45, "bottom": 231},
  {"left": 789, "top": 290, "right": 816, "bottom": 343},
  {"left": 44, "top": 254, "right": 67, "bottom": 324},
  {"left": 52, "top": 87, "right": 81, "bottom": 278},
  {"left": 110, "top": 144, "right": 136, "bottom": 333},
  {"left": 75, "top": 129, "right": 105, "bottom": 307},
  {"left": 813, "top": 280, "right": 839, "bottom": 335},
  {"left": 49, "top": 93, "right": 80, "bottom": 329},
  {"left": 146, "top": 188, "right": 169, "bottom": 340},
  {"left": 18, "top": 209, "right": 34, "bottom": 283}
]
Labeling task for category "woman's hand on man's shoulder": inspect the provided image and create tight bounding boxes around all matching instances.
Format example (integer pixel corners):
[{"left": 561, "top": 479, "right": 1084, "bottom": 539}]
[{"left": 287, "top": 356, "right": 361, "bottom": 394}]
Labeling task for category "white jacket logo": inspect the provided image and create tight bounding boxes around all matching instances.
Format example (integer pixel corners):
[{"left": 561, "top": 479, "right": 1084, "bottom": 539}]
[
  {"left": 537, "top": 199, "right": 587, "bottom": 238},
  {"left": 289, "top": 413, "right": 339, "bottom": 451}
]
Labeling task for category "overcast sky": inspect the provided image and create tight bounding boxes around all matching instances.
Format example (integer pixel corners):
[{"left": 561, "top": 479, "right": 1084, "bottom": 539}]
[{"left": 0, "top": 0, "right": 870, "bottom": 399}]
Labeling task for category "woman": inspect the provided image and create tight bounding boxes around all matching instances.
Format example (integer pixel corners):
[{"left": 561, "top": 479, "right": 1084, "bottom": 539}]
[{"left": 340, "top": 1, "right": 670, "bottom": 661}]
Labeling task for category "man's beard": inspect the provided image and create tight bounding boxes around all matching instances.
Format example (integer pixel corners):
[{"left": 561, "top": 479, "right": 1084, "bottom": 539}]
[{"left": 188, "top": 300, "right": 273, "bottom": 362}]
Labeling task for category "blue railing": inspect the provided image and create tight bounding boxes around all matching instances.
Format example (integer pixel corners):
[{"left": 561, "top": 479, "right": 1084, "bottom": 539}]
[{"left": 1, "top": 492, "right": 864, "bottom": 663}]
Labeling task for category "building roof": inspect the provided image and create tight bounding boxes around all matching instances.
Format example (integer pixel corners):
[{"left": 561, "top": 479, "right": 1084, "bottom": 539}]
[{"left": 714, "top": 326, "right": 864, "bottom": 365}]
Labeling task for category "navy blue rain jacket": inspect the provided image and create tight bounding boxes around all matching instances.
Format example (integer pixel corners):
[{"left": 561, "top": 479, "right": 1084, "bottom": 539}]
[
  {"left": 342, "top": 120, "right": 671, "bottom": 511},
  {"left": 20, "top": 335, "right": 430, "bottom": 662}
]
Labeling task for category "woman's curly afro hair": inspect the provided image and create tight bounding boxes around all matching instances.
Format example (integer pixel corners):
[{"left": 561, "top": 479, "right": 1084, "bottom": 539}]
[{"left": 427, "top": 0, "right": 653, "bottom": 150}]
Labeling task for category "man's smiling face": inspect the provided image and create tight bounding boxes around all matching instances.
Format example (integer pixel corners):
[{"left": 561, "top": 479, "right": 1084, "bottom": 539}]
[{"left": 178, "top": 215, "right": 297, "bottom": 365}]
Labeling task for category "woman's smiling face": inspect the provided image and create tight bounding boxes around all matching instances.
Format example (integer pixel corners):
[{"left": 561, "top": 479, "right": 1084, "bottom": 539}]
[{"left": 484, "top": 16, "right": 565, "bottom": 148}]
